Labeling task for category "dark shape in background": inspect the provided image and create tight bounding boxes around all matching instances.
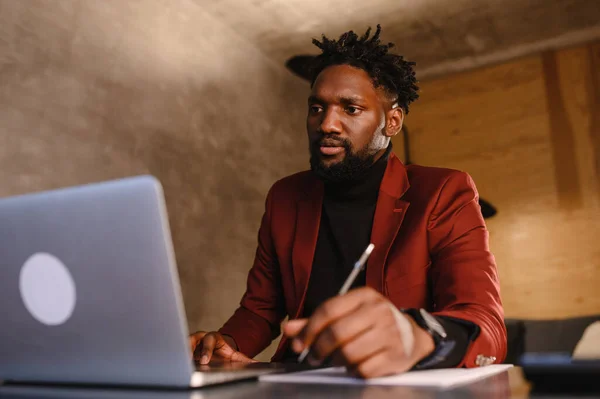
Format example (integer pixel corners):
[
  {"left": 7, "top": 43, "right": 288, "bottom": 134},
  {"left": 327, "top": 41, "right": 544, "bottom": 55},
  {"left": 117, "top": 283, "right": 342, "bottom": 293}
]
[
  {"left": 285, "top": 54, "right": 497, "bottom": 219},
  {"left": 285, "top": 55, "right": 315, "bottom": 80}
]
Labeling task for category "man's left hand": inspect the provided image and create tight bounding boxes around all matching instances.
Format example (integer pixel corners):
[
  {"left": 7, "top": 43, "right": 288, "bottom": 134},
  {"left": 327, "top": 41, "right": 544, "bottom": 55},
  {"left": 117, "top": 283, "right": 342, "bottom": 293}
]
[{"left": 283, "top": 287, "right": 435, "bottom": 378}]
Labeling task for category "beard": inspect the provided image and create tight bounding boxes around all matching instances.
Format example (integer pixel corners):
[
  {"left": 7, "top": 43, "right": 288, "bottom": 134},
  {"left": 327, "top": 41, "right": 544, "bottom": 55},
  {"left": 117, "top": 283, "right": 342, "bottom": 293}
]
[{"left": 309, "top": 135, "right": 378, "bottom": 183}]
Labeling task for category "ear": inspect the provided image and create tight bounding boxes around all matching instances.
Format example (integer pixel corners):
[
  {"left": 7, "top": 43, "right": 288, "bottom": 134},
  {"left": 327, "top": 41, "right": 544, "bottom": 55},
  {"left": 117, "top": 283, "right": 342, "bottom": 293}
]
[{"left": 384, "top": 105, "right": 404, "bottom": 137}]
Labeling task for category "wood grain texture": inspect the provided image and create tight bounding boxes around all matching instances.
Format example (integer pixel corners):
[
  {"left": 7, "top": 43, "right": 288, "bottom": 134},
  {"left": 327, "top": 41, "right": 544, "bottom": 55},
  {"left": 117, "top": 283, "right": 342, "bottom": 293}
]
[
  {"left": 393, "top": 43, "right": 600, "bottom": 319},
  {"left": 587, "top": 43, "right": 600, "bottom": 195},
  {"left": 541, "top": 50, "right": 583, "bottom": 210}
]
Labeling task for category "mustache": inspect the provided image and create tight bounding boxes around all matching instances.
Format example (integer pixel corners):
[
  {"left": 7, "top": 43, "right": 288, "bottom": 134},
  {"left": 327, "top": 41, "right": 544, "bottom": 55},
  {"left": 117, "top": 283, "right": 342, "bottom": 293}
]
[{"left": 312, "top": 134, "right": 350, "bottom": 148}]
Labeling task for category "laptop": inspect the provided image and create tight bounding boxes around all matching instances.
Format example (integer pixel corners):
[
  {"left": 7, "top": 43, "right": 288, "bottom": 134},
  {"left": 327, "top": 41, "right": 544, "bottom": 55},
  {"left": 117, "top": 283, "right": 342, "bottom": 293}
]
[{"left": 0, "top": 175, "right": 285, "bottom": 388}]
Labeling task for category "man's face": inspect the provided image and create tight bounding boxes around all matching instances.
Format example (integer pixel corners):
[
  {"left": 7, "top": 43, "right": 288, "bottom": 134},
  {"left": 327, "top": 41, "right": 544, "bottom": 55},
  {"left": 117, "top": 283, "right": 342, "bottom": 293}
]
[{"left": 307, "top": 64, "right": 392, "bottom": 182}]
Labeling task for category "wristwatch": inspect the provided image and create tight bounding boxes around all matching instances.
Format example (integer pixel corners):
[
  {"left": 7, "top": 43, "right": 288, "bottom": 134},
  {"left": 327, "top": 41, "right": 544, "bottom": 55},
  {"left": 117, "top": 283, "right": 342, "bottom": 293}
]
[{"left": 403, "top": 308, "right": 456, "bottom": 369}]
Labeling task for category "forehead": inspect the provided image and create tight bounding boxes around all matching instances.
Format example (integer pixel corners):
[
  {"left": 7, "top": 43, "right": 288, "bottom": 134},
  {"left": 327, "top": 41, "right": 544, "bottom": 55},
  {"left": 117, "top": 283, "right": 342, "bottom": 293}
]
[{"left": 311, "top": 64, "right": 381, "bottom": 103}]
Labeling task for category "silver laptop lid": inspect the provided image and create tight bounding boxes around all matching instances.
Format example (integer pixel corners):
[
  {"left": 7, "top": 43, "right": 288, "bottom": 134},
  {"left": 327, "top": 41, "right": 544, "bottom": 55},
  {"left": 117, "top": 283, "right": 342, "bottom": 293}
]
[{"left": 0, "top": 176, "right": 194, "bottom": 387}]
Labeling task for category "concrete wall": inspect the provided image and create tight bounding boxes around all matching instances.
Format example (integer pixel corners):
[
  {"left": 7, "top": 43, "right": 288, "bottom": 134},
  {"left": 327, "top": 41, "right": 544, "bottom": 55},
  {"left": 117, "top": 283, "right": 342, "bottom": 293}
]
[{"left": 0, "top": 0, "right": 308, "bottom": 359}]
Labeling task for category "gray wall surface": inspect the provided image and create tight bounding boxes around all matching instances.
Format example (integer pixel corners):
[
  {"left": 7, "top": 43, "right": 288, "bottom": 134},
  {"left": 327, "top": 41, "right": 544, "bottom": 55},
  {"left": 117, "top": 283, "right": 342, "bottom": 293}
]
[{"left": 0, "top": 0, "right": 309, "bottom": 360}]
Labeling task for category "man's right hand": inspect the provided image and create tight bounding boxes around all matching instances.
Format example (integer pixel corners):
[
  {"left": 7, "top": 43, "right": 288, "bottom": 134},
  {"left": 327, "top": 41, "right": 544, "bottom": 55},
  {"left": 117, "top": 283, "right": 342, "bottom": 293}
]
[{"left": 189, "top": 331, "right": 256, "bottom": 365}]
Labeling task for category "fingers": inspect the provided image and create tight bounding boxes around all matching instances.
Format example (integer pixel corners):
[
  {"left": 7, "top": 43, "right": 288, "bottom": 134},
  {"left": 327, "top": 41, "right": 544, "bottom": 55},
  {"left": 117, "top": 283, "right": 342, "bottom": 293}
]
[
  {"left": 309, "top": 303, "right": 381, "bottom": 361},
  {"left": 189, "top": 331, "right": 207, "bottom": 357},
  {"left": 193, "top": 331, "right": 256, "bottom": 364},
  {"left": 283, "top": 319, "right": 308, "bottom": 352},
  {"left": 316, "top": 299, "right": 399, "bottom": 364},
  {"left": 332, "top": 323, "right": 397, "bottom": 367},
  {"left": 296, "top": 287, "right": 382, "bottom": 353},
  {"left": 284, "top": 288, "right": 414, "bottom": 377},
  {"left": 230, "top": 350, "right": 258, "bottom": 363},
  {"left": 284, "top": 319, "right": 307, "bottom": 337},
  {"left": 190, "top": 337, "right": 197, "bottom": 355},
  {"left": 349, "top": 348, "right": 409, "bottom": 379},
  {"left": 198, "top": 332, "right": 217, "bottom": 364}
]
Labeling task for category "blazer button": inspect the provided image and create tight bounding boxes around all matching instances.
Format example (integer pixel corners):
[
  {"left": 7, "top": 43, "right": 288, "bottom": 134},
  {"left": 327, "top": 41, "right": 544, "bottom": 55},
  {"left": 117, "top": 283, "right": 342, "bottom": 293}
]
[{"left": 475, "top": 354, "right": 497, "bottom": 367}]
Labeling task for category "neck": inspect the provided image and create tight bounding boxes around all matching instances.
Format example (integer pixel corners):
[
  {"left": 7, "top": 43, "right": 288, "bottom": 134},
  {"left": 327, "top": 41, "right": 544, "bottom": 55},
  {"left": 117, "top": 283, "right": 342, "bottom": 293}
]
[{"left": 323, "top": 145, "right": 391, "bottom": 202}]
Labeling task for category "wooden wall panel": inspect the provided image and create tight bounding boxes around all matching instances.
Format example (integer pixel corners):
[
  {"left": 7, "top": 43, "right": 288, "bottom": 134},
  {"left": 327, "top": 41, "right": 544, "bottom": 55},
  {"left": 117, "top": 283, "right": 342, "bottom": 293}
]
[
  {"left": 393, "top": 43, "right": 600, "bottom": 319},
  {"left": 586, "top": 43, "right": 600, "bottom": 197},
  {"left": 542, "top": 50, "right": 583, "bottom": 210}
]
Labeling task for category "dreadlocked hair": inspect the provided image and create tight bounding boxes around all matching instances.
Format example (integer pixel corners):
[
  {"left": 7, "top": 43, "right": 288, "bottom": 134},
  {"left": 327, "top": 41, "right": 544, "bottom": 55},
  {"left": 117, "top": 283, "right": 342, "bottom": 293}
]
[{"left": 310, "top": 24, "right": 419, "bottom": 113}]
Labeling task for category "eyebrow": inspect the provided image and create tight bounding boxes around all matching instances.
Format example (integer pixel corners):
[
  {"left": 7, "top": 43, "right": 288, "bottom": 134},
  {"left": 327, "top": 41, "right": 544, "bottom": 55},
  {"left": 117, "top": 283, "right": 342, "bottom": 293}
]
[{"left": 307, "top": 95, "right": 366, "bottom": 105}]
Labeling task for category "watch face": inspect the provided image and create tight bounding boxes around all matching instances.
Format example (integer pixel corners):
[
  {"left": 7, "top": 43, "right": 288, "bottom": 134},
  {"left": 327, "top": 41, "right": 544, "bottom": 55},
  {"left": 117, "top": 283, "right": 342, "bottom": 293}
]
[{"left": 419, "top": 309, "right": 447, "bottom": 338}]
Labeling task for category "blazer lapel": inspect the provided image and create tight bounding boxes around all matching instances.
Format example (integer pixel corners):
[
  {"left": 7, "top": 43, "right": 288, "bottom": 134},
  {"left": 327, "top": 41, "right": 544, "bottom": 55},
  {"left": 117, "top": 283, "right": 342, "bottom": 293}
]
[
  {"left": 366, "top": 153, "right": 411, "bottom": 293},
  {"left": 291, "top": 177, "right": 323, "bottom": 317}
]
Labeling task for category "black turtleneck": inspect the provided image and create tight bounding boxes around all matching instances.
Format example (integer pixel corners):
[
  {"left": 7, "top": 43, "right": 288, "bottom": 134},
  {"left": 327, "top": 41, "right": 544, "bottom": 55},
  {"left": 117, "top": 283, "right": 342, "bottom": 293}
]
[
  {"left": 283, "top": 145, "right": 473, "bottom": 367},
  {"left": 302, "top": 148, "right": 389, "bottom": 318}
]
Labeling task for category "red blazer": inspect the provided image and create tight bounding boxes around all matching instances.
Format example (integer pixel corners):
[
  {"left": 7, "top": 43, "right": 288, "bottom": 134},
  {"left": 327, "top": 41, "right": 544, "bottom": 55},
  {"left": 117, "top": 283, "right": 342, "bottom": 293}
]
[{"left": 220, "top": 152, "right": 507, "bottom": 367}]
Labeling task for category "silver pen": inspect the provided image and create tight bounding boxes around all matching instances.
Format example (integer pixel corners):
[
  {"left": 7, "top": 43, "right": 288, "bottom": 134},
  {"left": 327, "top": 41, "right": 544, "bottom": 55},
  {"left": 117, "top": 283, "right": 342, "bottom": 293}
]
[{"left": 297, "top": 243, "right": 375, "bottom": 364}]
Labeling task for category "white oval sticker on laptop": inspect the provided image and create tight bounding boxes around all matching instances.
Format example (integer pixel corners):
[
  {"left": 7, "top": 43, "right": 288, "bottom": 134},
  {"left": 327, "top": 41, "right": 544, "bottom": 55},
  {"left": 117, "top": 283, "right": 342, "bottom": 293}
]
[{"left": 19, "top": 252, "right": 76, "bottom": 326}]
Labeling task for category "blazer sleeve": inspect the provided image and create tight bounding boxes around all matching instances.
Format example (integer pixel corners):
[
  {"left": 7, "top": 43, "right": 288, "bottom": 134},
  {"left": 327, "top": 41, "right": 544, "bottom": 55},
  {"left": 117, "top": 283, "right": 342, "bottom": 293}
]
[
  {"left": 427, "top": 171, "right": 507, "bottom": 367},
  {"left": 218, "top": 185, "right": 286, "bottom": 358}
]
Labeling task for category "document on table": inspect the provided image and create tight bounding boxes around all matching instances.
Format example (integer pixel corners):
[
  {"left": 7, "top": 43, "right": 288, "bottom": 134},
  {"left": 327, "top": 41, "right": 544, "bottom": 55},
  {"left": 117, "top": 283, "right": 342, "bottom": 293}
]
[{"left": 259, "top": 364, "right": 513, "bottom": 389}]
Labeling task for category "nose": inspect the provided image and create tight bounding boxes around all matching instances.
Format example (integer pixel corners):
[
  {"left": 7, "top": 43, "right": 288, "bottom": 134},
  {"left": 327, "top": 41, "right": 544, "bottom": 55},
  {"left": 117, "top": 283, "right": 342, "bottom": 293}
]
[{"left": 319, "top": 108, "right": 342, "bottom": 135}]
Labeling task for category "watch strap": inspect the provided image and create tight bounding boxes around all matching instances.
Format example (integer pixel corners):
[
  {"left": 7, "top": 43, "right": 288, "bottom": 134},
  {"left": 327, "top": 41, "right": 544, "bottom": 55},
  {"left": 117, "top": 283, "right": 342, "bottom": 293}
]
[{"left": 403, "top": 308, "right": 457, "bottom": 369}]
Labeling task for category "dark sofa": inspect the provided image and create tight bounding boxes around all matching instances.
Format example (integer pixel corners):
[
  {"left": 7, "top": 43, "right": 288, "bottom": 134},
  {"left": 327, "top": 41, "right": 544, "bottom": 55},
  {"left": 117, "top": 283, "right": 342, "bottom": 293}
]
[{"left": 504, "top": 315, "right": 600, "bottom": 364}]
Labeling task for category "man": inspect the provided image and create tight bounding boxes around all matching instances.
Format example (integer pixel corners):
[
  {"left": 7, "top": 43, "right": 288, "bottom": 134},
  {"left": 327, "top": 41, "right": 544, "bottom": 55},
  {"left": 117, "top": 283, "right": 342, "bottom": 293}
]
[{"left": 189, "top": 25, "right": 506, "bottom": 378}]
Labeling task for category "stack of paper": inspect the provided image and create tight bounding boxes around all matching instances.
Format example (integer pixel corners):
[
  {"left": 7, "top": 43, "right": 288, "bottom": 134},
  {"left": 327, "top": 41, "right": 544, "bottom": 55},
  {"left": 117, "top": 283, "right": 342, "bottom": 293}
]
[{"left": 259, "top": 365, "right": 513, "bottom": 389}]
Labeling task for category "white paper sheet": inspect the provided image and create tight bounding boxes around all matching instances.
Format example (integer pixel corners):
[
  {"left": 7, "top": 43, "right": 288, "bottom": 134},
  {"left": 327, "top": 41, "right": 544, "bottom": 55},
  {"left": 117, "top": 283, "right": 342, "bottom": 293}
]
[{"left": 259, "top": 364, "right": 513, "bottom": 389}]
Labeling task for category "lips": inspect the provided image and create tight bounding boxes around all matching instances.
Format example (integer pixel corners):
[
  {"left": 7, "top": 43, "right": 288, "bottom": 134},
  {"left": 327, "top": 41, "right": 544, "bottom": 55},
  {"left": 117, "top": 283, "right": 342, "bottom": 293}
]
[
  {"left": 320, "top": 146, "right": 344, "bottom": 155},
  {"left": 313, "top": 137, "right": 347, "bottom": 157}
]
